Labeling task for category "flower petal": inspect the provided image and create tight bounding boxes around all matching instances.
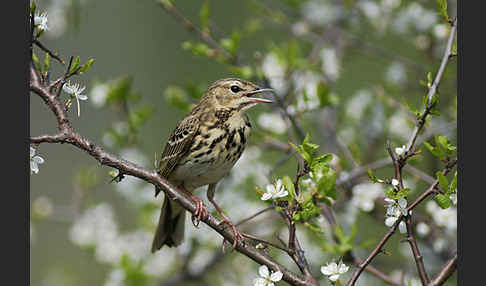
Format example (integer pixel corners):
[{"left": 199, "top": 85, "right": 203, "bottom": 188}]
[
  {"left": 30, "top": 147, "right": 35, "bottom": 158},
  {"left": 261, "top": 193, "right": 272, "bottom": 201},
  {"left": 385, "top": 217, "right": 397, "bottom": 227},
  {"left": 399, "top": 221, "right": 407, "bottom": 233},
  {"left": 398, "top": 198, "right": 407, "bottom": 209},
  {"left": 31, "top": 162, "right": 39, "bottom": 174},
  {"left": 77, "top": 94, "right": 88, "bottom": 101},
  {"left": 259, "top": 265, "right": 269, "bottom": 278},
  {"left": 276, "top": 191, "right": 288, "bottom": 198},
  {"left": 321, "top": 266, "right": 333, "bottom": 276},
  {"left": 329, "top": 274, "right": 340, "bottom": 282},
  {"left": 253, "top": 278, "right": 267, "bottom": 286},
  {"left": 338, "top": 263, "right": 349, "bottom": 274},
  {"left": 270, "top": 271, "right": 283, "bottom": 282},
  {"left": 33, "top": 156, "right": 44, "bottom": 164}
]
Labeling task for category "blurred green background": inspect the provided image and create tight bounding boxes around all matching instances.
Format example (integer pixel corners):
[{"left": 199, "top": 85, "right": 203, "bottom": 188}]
[{"left": 30, "top": 0, "right": 457, "bottom": 285}]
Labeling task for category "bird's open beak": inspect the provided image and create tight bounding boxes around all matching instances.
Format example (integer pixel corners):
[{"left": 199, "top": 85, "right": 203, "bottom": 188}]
[{"left": 245, "top": 88, "right": 273, "bottom": 103}]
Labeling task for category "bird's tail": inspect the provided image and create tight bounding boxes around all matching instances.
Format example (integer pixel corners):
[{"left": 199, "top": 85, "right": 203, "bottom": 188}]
[{"left": 151, "top": 192, "right": 185, "bottom": 252}]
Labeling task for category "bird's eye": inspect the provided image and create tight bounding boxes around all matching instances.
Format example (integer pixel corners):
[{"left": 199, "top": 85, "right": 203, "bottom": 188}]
[{"left": 230, "top": 85, "right": 241, "bottom": 93}]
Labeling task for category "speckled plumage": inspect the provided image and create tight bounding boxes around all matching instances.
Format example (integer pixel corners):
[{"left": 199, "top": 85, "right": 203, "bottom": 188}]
[{"left": 151, "top": 78, "right": 272, "bottom": 252}]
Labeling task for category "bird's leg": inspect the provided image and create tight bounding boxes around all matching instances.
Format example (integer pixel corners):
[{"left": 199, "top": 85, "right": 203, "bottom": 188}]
[
  {"left": 207, "top": 183, "right": 243, "bottom": 248},
  {"left": 179, "top": 185, "right": 209, "bottom": 227}
]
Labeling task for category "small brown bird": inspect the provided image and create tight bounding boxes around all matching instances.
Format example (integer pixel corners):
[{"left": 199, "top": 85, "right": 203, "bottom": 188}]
[{"left": 151, "top": 78, "right": 273, "bottom": 252}]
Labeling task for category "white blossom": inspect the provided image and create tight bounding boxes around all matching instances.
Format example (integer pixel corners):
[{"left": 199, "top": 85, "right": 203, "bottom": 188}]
[
  {"left": 253, "top": 265, "right": 283, "bottom": 286},
  {"left": 292, "top": 70, "right": 321, "bottom": 111},
  {"left": 386, "top": 62, "right": 406, "bottom": 85},
  {"left": 90, "top": 83, "right": 109, "bottom": 108},
  {"left": 258, "top": 113, "right": 287, "bottom": 134},
  {"left": 262, "top": 53, "right": 288, "bottom": 95},
  {"left": 351, "top": 183, "right": 384, "bottom": 212},
  {"left": 104, "top": 269, "right": 125, "bottom": 286},
  {"left": 395, "top": 145, "right": 406, "bottom": 156},
  {"left": 426, "top": 201, "right": 457, "bottom": 232},
  {"left": 30, "top": 146, "right": 45, "bottom": 174},
  {"left": 391, "top": 179, "right": 399, "bottom": 187},
  {"left": 416, "top": 222, "right": 430, "bottom": 237},
  {"left": 384, "top": 198, "right": 408, "bottom": 233},
  {"left": 63, "top": 81, "right": 88, "bottom": 117},
  {"left": 346, "top": 90, "right": 371, "bottom": 120},
  {"left": 320, "top": 48, "right": 340, "bottom": 82},
  {"left": 321, "top": 261, "right": 349, "bottom": 282},
  {"left": 291, "top": 21, "right": 309, "bottom": 36},
  {"left": 261, "top": 179, "right": 288, "bottom": 201},
  {"left": 34, "top": 12, "right": 49, "bottom": 31},
  {"left": 433, "top": 24, "right": 450, "bottom": 39}
]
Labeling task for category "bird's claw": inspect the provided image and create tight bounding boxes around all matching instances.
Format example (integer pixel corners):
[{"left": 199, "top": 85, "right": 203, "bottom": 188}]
[
  {"left": 191, "top": 198, "right": 209, "bottom": 227},
  {"left": 218, "top": 218, "right": 243, "bottom": 249}
]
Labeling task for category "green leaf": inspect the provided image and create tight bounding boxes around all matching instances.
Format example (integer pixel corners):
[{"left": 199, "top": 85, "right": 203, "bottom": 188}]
[
  {"left": 282, "top": 176, "right": 295, "bottom": 200},
  {"left": 69, "top": 56, "right": 81, "bottom": 74},
  {"left": 79, "top": 58, "right": 95, "bottom": 74},
  {"left": 435, "top": 0, "right": 449, "bottom": 20},
  {"left": 289, "top": 141, "right": 311, "bottom": 163},
  {"left": 199, "top": 1, "right": 210, "bottom": 32},
  {"left": 434, "top": 194, "right": 452, "bottom": 209},
  {"left": 317, "top": 169, "right": 337, "bottom": 201},
  {"left": 30, "top": 1, "right": 36, "bottom": 13},
  {"left": 395, "top": 188, "right": 410, "bottom": 200},
  {"left": 436, "top": 171, "right": 449, "bottom": 192},
  {"left": 449, "top": 171, "right": 457, "bottom": 193},
  {"left": 43, "top": 53, "right": 50, "bottom": 73},
  {"left": 32, "top": 53, "right": 42, "bottom": 72},
  {"left": 366, "top": 167, "right": 378, "bottom": 183},
  {"left": 423, "top": 141, "right": 444, "bottom": 159}
]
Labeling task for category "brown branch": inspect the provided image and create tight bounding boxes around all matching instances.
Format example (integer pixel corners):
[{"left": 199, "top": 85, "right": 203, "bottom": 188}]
[
  {"left": 156, "top": 0, "right": 235, "bottom": 64},
  {"left": 29, "top": 66, "right": 310, "bottom": 286},
  {"left": 33, "top": 40, "right": 65, "bottom": 65},
  {"left": 405, "top": 18, "right": 457, "bottom": 153},
  {"left": 404, "top": 216, "right": 429, "bottom": 285},
  {"left": 429, "top": 252, "right": 457, "bottom": 286},
  {"left": 346, "top": 160, "right": 456, "bottom": 286},
  {"left": 320, "top": 204, "right": 401, "bottom": 286}
]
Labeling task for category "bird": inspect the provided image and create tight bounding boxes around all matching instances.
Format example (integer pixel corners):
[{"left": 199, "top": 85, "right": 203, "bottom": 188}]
[{"left": 151, "top": 78, "right": 273, "bottom": 252}]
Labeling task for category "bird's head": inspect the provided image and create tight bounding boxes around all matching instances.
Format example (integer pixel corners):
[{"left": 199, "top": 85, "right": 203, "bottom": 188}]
[{"left": 203, "top": 78, "right": 273, "bottom": 112}]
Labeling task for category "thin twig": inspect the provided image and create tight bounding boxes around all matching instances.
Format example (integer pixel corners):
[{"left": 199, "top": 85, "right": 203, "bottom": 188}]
[
  {"left": 346, "top": 160, "right": 456, "bottom": 286},
  {"left": 429, "top": 252, "right": 457, "bottom": 286},
  {"left": 404, "top": 216, "right": 429, "bottom": 284}
]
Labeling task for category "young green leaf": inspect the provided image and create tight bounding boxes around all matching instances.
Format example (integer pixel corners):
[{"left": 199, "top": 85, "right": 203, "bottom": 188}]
[
  {"left": 449, "top": 171, "right": 457, "bottom": 193},
  {"left": 434, "top": 194, "right": 452, "bottom": 209},
  {"left": 366, "top": 166, "right": 379, "bottom": 183},
  {"left": 436, "top": 171, "right": 449, "bottom": 192},
  {"left": 435, "top": 0, "right": 449, "bottom": 21},
  {"left": 79, "top": 58, "right": 95, "bottom": 74},
  {"left": 69, "top": 56, "right": 81, "bottom": 74},
  {"left": 32, "top": 53, "right": 42, "bottom": 72},
  {"left": 43, "top": 52, "right": 50, "bottom": 73},
  {"left": 282, "top": 175, "right": 295, "bottom": 200}
]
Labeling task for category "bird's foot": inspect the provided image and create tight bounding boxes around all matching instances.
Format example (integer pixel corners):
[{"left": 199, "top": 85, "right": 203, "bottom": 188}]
[
  {"left": 218, "top": 217, "right": 243, "bottom": 249},
  {"left": 190, "top": 196, "right": 209, "bottom": 227}
]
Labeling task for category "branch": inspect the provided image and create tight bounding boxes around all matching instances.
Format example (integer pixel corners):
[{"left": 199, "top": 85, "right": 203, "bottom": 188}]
[
  {"left": 429, "top": 252, "right": 457, "bottom": 286},
  {"left": 346, "top": 160, "right": 456, "bottom": 286},
  {"left": 156, "top": 0, "right": 235, "bottom": 64},
  {"left": 405, "top": 18, "right": 457, "bottom": 152},
  {"left": 404, "top": 215, "right": 429, "bottom": 285},
  {"left": 29, "top": 66, "right": 311, "bottom": 286}
]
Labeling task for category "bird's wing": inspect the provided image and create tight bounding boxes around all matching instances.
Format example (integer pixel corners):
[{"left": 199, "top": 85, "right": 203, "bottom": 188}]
[{"left": 157, "top": 115, "right": 200, "bottom": 179}]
